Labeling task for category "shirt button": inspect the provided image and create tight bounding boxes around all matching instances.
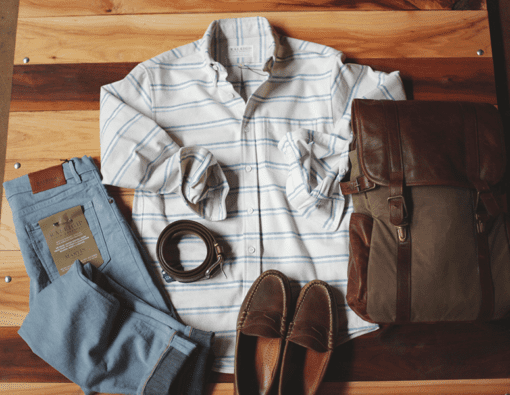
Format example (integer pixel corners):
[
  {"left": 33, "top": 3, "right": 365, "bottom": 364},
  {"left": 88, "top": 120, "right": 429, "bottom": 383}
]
[
  {"left": 230, "top": 92, "right": 236, "bottom": 99},
  {"left": 243, "top": 126, "right": 249, "bottom": 133},
  {"left": 247, "top": 207, "right": 254, "bottom": 214},
  {"left": 248, "top": 246, "right": 256, "bottom": 254},
  {"left": 245, "top": 165, "right": 252, "bottom": 172}
]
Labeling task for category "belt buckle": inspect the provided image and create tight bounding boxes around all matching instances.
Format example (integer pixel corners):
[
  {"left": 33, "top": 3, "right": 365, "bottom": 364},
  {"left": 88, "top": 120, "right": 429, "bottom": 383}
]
[{"left": 204, "top": 243, "right": 226, "bottom": 280}]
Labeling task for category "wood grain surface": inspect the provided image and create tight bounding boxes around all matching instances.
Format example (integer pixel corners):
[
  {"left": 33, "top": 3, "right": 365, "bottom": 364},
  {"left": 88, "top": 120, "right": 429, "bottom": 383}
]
[
  {"left": 1, "top": 380, "right": 507, "bottom": 395},
  {"left": 16, "top": 0, "right": 486, "bottom": 18},
  {"left": 14, "top": 11, "right": 491, "bottom": 65},
  {"left": 2, "top": 0, "right": 510, "bottom": 393}
]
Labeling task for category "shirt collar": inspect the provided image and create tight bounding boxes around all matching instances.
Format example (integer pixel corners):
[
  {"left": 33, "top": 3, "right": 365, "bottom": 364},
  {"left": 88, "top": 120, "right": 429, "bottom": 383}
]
[{"left": 201, "top": 17, "right": 279, "bottom": 82}]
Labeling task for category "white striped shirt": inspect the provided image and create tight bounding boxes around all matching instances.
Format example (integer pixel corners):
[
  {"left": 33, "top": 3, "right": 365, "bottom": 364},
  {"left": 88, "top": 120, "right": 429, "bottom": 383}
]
[{"left": 100, "top": 16, "right": 406, "bottom": 373}]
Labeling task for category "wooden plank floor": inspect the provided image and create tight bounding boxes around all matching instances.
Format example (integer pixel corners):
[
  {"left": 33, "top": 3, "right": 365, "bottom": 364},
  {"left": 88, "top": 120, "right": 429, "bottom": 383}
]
[{"left": 2, "top": 0, "right": 510, "bottom": 394}]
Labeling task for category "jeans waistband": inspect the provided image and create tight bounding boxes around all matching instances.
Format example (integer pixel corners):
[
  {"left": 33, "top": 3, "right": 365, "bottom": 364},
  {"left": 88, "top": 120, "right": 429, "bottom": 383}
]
[{"left": 3, "top": 156, "right": 99, "bottom": 199}]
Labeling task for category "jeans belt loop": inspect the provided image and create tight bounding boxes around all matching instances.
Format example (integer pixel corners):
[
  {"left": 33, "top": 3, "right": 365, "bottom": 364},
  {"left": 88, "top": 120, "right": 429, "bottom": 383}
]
[{"left": 67, "top": 159, "right": 82, "bottom": 184}]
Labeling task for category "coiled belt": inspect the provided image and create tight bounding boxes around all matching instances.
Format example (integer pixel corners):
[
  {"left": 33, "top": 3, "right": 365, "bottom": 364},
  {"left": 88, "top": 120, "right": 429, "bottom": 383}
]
[{"left": 156, "top": 220, "right": 225, "bottom": 283}]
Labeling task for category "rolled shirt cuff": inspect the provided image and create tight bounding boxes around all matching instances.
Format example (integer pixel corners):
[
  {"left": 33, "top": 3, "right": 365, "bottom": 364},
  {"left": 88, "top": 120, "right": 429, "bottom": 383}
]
[{"left": 171, "top": 147, "right": 229, "bottom": 221}]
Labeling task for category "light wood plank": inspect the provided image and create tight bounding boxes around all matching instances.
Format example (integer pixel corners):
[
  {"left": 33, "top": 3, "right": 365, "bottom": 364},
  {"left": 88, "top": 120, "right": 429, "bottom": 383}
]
[
  {"left": 17, "top": 0, "right": 484, "bottom": 18},
  {"left": 5, "top": 110, "right": 99, "bottom": 162},
  {"left": 2, "top": 110, "right": 100, "bottom": 197},
  {"left": 0, "top": 200, "right": 19, "bottom": 250},
  {"left": 0, "top": 379, "right": 509, "bottom": 394},
  {"left": 0, "top": 251, "right": 28, "bottom": 326},
  {"left": 0, "top": 384, "right": 92, "bottom": 394},
  {"left": 13, "top": 11, "right": 492, "bottom": 65}
]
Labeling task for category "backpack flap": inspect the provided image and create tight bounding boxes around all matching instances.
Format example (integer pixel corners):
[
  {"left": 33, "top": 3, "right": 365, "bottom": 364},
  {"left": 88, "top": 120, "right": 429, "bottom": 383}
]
[{"left": 351, "top": 99, "right": 506, "bottom": 196}]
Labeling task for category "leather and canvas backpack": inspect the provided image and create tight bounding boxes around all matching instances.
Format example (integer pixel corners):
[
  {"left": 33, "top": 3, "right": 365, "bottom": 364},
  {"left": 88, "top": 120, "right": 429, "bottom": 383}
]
[{"left": 342, "top": 99, "right": 510, "bottom": 323}]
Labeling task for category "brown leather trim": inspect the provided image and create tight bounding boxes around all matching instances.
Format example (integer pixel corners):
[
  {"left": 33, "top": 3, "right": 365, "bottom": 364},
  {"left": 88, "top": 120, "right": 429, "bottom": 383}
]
[
  {"left": 463, "top": 103, "right": 496, "bottom": 320},
  {"left": 464, "top": 102, "right": 503, "bottom": 217},
  {"left": 383, "top": 101, "right": 412, "bottom": 323},
  {"left": 346, "top": 213, "right": 375, "bottom": 323},
  {"left": 385, "top": 101, "right": 407, "bottom": 227},
  {"left": 506, "top": 214, "right": 510, "bottom": 247},
  {"left": 339, "top": 175, "right": 377, "bottom": 195},
  {"left": 396, "top": 231, "right": 412, "bottom": 323},
  {"left": 476, "top": 222, "right": 495, "bottom": 320},
  {"left": 28, "top": 164, "right": 66, "bottom": 194}
]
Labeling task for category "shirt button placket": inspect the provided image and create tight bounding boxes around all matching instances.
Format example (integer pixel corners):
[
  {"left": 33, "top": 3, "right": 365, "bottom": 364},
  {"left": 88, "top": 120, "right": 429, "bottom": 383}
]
[{"left": 242, "top": 121, "right": 262, "bottom": 279}]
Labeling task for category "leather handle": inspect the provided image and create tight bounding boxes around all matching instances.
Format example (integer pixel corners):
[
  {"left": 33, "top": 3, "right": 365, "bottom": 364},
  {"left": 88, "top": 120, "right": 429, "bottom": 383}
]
[{"left": 156, "top": 220, "right": 225, "bottom": 283}]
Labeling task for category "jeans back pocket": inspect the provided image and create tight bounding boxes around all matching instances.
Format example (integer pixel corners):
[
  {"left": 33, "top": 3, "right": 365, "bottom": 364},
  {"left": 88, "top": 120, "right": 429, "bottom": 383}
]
[{"left": 26, "top": 201, "right": 112, "bottom": 282}]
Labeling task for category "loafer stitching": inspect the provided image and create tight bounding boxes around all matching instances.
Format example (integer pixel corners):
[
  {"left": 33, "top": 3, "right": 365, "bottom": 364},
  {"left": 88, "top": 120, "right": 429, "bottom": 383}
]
[
  {"left": 287, "top": 281, "right": 335, "bottom": 350},
  {"left": 239, "top": 271, "right": 289, "bottom": 337}
]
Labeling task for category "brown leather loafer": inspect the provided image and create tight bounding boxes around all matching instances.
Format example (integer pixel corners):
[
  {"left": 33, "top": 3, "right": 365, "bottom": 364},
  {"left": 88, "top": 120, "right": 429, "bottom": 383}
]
[
  {"left": 278, "top": 280, "right": 338, "bottom": 395},
  {"left": 234, "top": 270, "right": 292, "bottom": 395}
]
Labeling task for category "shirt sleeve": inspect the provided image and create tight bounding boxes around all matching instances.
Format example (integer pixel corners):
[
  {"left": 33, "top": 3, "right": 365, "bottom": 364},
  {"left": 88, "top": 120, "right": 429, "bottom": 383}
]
[
  {"left": 100, "top": 64, "right": 229, "bottom": 221},
  {"left": 278, "top": 128, "right": 349, "bottom": 230},
  {"left": 279, "top": 55, "right": 406, "bottom": 231}
]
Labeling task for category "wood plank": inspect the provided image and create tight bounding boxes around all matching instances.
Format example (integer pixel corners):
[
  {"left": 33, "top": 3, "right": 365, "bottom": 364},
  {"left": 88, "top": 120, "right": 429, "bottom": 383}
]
[
  {"left": 9, "top": 58, "right": 497, "bottom": 112},
  {"left": 17, "top": 0, "right": 487, "bottom": 18},
  {"left": 0, "top": 198, "right": 19, "bottom": 250},
  {"left": 13, "top": 11, "right": 492, "bottom": 65},
  {"left": 322, "top": 379, "right": 510, "bottom": 394},
  {"left": 0, "top": 251, "right": 28, "bottom": 325},
  {"left": 0, "top": 328, "right": 67, "bottom": 383},
  {"left": 327, "top": 318, "right": 510, "bottom": 381},
  {"left": 5, "top": 110, "right": 99, "bottom": 161},
  {"left": 1, "top": 316, "right": 509, "bottom": 383},
  {"left": 10, "top": 62, "right": 136, "bottom": 112},
  {"left": 0, "top": 380, "right": 509, "bottom": 395}
]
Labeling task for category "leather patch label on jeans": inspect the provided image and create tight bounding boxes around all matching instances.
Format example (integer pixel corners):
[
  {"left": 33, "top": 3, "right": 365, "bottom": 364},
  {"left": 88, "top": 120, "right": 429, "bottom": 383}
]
[
  {"left": 38, "top": 206, "right": 104, "bottom": 276},
  {"left": 28, "top": 164, "right": 67, "bottom": 194}
]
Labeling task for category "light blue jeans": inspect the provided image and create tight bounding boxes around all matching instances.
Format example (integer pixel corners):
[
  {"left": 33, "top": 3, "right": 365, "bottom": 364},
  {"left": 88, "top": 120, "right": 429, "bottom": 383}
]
[{"left": 4, "top": 156, "right": 214, "bottom": 395}]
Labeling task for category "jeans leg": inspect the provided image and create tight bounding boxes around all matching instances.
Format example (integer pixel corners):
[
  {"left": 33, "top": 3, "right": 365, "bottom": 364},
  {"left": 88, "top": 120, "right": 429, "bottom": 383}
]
[
  {"left": 18, "top": 262, "right": 198, "bottom": 395},
  {"left": 176, "top": 328, "right": 215, "bottom": 395},
  {"left": 4, "top": 157, "right": 215, "bottom": 395}
]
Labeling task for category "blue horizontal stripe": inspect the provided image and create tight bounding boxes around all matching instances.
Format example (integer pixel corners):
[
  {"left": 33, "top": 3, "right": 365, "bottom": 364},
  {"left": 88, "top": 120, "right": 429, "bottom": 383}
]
[
  {"left": 153, "top": 97, "right": 241, "bottom": 113},
  {"left": 269, "top": 71, "right": 331, "bottom": 82},
  {"left": 163, "top": 117, "right": 241, "bottom": 132},
  {"left": 251, "top": 93, "right": 331, "bottom": 103}
]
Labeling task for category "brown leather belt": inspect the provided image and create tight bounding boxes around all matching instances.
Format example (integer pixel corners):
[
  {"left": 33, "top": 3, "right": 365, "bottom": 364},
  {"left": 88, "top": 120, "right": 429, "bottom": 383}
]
[{"left": 156, "top": 220, "right": 225, "bottom": 283}]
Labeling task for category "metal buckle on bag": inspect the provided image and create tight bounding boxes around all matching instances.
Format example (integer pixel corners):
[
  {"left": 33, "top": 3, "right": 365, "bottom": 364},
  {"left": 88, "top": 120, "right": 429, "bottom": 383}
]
[
  {"left": 354, "top": 178, "right": 362, "bottom": 192},
  {"left": 354, "top": 176, "right": 377, "bottom": 193},
  {"left": 396, "top": 225, "right": 408, "bottom": 242},
  {"left": 387, "top": 195, "right": 409, "bottom": 242}
]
